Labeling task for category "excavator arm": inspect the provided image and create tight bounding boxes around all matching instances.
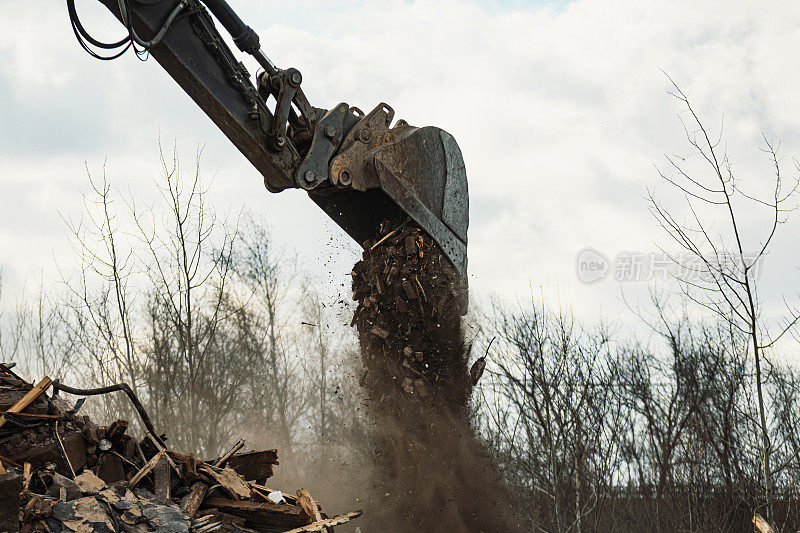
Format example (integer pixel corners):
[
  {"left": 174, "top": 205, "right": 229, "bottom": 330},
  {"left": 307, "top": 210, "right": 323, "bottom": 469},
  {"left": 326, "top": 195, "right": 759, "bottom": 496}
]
[{"left": 68, "top": 0, "right": 469, "bottom": 278}]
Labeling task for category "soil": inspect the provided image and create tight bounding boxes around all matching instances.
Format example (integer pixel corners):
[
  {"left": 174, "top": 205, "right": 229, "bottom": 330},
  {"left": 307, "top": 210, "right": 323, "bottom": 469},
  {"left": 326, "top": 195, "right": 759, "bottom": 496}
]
[{"left": 350, "top": 220, "right": 518, "bottom": 532}]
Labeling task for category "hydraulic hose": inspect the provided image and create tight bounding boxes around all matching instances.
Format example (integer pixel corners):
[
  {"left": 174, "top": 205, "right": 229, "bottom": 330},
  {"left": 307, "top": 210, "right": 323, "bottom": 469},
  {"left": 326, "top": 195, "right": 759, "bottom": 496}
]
[
  {"left": 118, "top": 0, "right": 186, "bottom": 49},
  {"left": 52, "top": 381, "right": 165, "bottom": 448}
]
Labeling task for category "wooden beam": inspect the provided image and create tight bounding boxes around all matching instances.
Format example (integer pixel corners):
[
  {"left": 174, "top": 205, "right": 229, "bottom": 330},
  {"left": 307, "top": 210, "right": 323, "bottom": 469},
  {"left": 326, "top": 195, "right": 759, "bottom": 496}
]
[
  {"left": 22, "top": 463, "right": 31, "bottom": 493},
  {"left": 198, "top": 465, "right": 251, "bottom": 500},
  {"left": 753, "top": 513, "right": 776, "bottom": 533},
  {"left": 154, "top": 454, "right": 171, "bottom": 500},
  {"left": 129, "top": 449, "right": 166, "bottom": 488},
  {"left": 0, "top": 377, "right": 52, "bottom": 431},
  {"left": 296, "top": 489, "right": 323, "bottom": 524},
  {"left": 213, "top": 438, "right": 245, "bottom": 468},
  {"left": 201, "top": 497, "right": 306, "bottom": 529},
  {"left": 180, "top": 482, "right": 209, "bottom": 518},
  {"left": 283, "top": 511, "right": 364, "bottom": 532}
]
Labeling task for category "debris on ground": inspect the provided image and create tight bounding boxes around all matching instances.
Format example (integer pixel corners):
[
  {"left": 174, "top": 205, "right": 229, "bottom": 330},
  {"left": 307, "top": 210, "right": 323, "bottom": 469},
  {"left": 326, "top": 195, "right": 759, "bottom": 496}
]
[{"left": 0, "top": 363, "right": 361, "bottom": 532}]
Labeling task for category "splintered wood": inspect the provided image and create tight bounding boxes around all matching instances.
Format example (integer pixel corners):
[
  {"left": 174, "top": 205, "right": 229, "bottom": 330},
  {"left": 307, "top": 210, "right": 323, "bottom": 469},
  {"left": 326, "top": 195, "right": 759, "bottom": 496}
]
[
  {"left": 198, "top": 464, "right": 252, "bottom": 499},
  {"left": 0, "top": 377, "right": 52, "bottom": 431},
  {"left": 0, "top": 364, "right": 362, "bottom": 532}
]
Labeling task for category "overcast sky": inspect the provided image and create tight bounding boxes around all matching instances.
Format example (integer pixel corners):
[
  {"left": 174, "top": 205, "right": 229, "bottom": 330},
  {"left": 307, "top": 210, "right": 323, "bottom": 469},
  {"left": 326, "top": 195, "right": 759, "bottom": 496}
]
[{"left": 2, "top": 0, "right": 800, "bottom": 338}]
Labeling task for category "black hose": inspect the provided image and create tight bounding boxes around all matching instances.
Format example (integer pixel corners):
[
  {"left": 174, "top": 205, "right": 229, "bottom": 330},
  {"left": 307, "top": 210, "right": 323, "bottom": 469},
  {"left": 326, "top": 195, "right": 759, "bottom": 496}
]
[
  {"left": 117, "top": 0, "right": 186, "bottom": 49},
  {"left": 67, "top": 0, "right": 132, "bottom": 60},
  {"left": 67, "top": 0, "right": 185, "bottom": 61},
  {"left": 67, "top": 0, "right": 130, "bottom": 49},
  {"left": 52, "top": 381, "right": 165, "bottom": 448}
]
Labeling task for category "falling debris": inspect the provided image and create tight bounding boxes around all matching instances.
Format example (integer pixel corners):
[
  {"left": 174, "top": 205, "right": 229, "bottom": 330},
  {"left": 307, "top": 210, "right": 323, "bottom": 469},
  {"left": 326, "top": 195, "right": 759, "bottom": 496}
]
[
  {"left": 351, "top": 220, "right": 471, "bottom": 416},
  {"left": 0, "top": 364, "right": 361, "bottom": 532},
  {"left": 349, "top": 221, "right": 517, "bottom": 531}
]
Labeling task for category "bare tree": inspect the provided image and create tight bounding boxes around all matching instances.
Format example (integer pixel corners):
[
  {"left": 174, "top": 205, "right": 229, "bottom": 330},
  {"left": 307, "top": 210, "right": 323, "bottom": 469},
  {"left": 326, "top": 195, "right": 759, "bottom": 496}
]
[
  {"left": 296, "top": 284, "right": 357, "bottom": 449},
  {"left": 22, "top": 281, "right": 76, "bottom": 380},
  {"left": 59, "top": 167, "right": 141, "bottom": 421},
  {"left": 232, "top": 215, "right": 307, "bottom": 454},
  {"left": 131, "top": 145, "right": 241, "bottom": 453},
  {"left": 648, "top": 77, "right": 800, "bottom": 520},
  {"left": 480, "top": 296, "right": 623, "bottom": 533},
  {"left": 56, "top": 146, "right": 267, "bottom": 455},
  {"left": 0, "top": 269, "right": 25, "bottom": 365}
]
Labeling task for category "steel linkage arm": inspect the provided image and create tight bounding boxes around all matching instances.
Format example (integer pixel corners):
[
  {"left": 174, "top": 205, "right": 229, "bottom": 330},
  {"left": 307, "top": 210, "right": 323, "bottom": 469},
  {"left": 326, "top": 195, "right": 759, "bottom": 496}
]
[{"left": 95, "top": 0, "right": 306, "bottom": 192}]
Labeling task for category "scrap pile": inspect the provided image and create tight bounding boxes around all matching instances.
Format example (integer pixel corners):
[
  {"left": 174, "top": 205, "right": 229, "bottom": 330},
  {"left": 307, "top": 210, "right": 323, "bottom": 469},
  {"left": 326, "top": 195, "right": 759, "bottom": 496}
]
[{"left": 0, "top": 364, "right": 361, "bottom": 532}]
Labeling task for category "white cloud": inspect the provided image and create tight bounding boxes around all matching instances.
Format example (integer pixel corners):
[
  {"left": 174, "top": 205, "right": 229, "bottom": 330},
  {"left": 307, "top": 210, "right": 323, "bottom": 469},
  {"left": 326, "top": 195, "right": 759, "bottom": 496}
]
[{"left": 2, "top": 0, "right": 800, "bottom": 332}]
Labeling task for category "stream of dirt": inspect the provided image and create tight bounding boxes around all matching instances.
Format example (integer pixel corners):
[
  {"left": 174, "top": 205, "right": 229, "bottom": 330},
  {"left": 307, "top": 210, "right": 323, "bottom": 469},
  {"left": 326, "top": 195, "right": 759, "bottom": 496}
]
[{"left": 350, "top": 220, "right": 518, "bottom": 531}]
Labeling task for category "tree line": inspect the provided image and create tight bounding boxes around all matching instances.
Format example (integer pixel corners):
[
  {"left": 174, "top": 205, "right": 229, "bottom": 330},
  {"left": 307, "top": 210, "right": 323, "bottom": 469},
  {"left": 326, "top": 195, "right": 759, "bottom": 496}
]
[{"left": 2, "top": 83, "right": 800, "bottom": 531}]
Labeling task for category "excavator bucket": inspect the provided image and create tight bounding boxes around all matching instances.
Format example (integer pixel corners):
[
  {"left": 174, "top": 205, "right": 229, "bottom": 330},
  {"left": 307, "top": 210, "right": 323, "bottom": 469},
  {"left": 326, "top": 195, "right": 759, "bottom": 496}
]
[{"left": 308, "top": 125, "right": 469, "bottom": 280}]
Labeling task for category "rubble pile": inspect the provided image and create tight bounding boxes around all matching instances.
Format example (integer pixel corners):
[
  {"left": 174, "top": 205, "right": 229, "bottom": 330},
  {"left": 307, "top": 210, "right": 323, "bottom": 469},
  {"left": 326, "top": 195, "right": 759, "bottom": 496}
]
[{"left": 0, "top": 364, "right": 361, "bottom": 532}]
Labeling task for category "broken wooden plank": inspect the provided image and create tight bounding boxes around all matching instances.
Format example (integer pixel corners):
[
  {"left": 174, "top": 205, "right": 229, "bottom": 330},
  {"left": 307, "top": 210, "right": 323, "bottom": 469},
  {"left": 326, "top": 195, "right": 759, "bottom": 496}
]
[
  {"left": 146, "top": 432, "right": 181, "bottom": 475},
  {"left": 0, "top": 363, "right": 26, "bottom": 384},
  {"left": 283, "top": 511, "right": 363, "bottom": 532},
  {"left": 180, "top": 482, "right": 208, "bottom": 517},
  {"left": 22, "top": 463, "right": 31, "bottom": 493},
  {"left": 0, "top": 454, "right": 20, "bottom": 470},
  {"left": 106, "top": 419, "right": 128, "bottom": 444},
  {"left": 250, "top": 483, "right": 298, "bottom": 505},
  {"left": 227, "top": 449, "right": 278, "bottom": 481},
  {"left": 198, "top": 464, "right": 251, "bottom": 500},
  {"left": 154, "top": 454, "right": 171, "bottom": 500},
  {"left": 213, "top": 438, "right": 245, "bottom": 468},
  {"left": 754, "top": 513, "right": 776, "bottom": 533},
  {"left": 0, "top": 377, "right": 52, "bottom": 431},
  {"left": 0, "top": 411, "right": 60, "bottom": 419},
  {"left": 129, "top": 449, "right": 166, "bottom": 488},
  {"left": 73, "top": 471, "right": 106, "bottom": 495},
  {"left": 296, "top": 489, "right": 323, "bottom": 524},
  {"left": 0, "top": 472, "right": 22, "bottom": 532},
  {"left": 201, "top": 498, "right": 307, "bottom": 529}
]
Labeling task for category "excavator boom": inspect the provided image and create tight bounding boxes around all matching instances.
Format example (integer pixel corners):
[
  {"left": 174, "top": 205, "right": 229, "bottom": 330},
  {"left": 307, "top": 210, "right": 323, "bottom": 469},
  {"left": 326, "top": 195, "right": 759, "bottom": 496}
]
[{"left": 70, "top": 0, "right": 468, "bottom": 278}]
